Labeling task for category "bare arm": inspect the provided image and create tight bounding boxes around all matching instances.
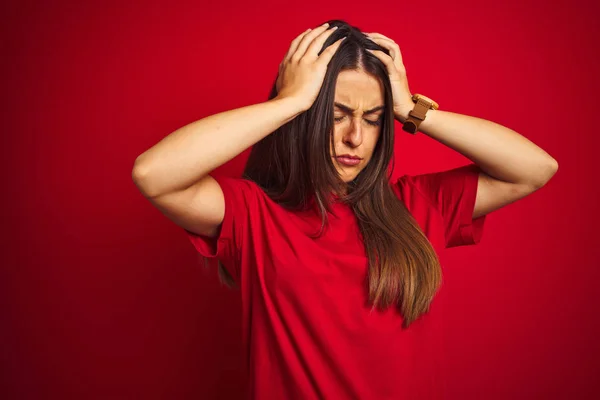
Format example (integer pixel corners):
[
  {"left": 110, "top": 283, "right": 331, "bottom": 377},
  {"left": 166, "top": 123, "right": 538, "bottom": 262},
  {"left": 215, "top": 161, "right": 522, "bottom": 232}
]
[
  {"left": 131, "top": 23, "right": 344, "bottom": 238},
  {"left": 132, "top": 97, "right": 304, "bottom": 198},
  {"left": 366, "top": 31, "right": 558, "bottom": 220}
]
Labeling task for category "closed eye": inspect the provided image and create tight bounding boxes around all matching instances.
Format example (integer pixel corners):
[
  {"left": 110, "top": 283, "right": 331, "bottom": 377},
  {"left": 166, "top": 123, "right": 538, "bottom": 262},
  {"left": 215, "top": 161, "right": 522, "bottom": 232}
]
[{"left": 334, "top": 116, "right": 382, "bottom": 126}]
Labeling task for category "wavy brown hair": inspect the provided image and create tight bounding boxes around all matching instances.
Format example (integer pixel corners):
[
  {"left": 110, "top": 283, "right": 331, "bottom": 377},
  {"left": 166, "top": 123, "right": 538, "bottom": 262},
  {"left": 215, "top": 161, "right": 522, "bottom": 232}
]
[{"left": 216, "top": 19, "right": 442, "bottom": 329}]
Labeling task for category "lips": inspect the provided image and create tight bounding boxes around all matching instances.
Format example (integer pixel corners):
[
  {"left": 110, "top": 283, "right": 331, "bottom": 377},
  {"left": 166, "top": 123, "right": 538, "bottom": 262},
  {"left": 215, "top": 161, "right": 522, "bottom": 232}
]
[
  {"left": 335, "top": 155, "right": 361, "bottom": 166},
  {"left": 338, "top": 154, "right": 361, "bottom": 160}
]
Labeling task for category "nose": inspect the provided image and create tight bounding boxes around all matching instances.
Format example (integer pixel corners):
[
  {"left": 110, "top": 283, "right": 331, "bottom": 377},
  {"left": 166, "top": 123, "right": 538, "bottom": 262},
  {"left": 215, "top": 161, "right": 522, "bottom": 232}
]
[{"left": 342, "top": 117, "right": 363, "bottom": 148}]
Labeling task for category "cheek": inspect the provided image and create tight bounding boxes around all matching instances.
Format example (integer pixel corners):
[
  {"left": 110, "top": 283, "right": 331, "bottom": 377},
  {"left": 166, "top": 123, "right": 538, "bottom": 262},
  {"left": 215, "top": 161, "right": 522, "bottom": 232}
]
[
  {"left": 331, "top": 125, "right": 342, "bottom": 137},
  {"left": 330, "top": 128, "right": 342, "bottom": 146},
  {"left": 368, "top": 128, "right": 381, "bottom": 142},
  {"left": 365, "top": 131, "right": 382, "bottom": 157}
]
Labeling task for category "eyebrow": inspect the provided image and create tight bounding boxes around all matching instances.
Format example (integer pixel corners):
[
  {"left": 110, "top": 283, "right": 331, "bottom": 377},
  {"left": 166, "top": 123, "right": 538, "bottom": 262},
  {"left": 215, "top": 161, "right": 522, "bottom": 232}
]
[{"left": 334, "top": 102, "right": 385, "bottom": 115}]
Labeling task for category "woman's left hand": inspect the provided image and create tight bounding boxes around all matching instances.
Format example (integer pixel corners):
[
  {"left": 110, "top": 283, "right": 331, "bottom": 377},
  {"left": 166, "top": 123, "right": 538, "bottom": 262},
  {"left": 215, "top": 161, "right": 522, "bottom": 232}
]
[{"left": 364, "top": 32, "right": 414, "bottom": 123}]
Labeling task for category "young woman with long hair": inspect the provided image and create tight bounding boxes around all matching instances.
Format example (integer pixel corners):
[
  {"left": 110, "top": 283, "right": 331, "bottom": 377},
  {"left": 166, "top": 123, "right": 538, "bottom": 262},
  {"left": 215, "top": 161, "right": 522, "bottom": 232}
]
[{"left": 132, "top": 19, "right": 558, "bottom": 400}]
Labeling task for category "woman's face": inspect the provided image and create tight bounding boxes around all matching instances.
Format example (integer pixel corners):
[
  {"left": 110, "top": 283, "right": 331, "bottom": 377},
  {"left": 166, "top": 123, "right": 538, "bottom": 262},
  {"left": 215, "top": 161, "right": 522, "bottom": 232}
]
[{"left": 331, "top": 69, "right": 385, "bottom": 183}]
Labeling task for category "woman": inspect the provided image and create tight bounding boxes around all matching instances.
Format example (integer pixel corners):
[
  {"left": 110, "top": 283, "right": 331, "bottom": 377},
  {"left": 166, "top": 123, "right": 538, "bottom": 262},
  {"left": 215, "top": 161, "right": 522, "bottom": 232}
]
[{"left": 132, "top": 20, "right": 558, "bottom": 400}]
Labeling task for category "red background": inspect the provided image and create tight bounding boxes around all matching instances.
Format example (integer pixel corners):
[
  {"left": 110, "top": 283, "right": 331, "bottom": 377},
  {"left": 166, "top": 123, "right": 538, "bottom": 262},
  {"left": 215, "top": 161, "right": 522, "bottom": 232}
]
[{"left": 2, "top": 0, "right": 599, "bottom": 398}]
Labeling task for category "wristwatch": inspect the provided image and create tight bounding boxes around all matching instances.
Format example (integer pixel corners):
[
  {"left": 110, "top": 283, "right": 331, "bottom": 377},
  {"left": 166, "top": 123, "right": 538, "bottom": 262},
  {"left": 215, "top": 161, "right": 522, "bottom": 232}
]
[{"left": 402, "top": 94, "right": 439, "bottom": 134}]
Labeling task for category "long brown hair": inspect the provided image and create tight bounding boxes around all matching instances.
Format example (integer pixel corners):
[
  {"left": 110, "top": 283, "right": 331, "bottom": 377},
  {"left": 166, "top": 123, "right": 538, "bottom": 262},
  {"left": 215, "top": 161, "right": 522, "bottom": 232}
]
[{"left": 217, "top": 19, "right": 442, "bottom": 329}]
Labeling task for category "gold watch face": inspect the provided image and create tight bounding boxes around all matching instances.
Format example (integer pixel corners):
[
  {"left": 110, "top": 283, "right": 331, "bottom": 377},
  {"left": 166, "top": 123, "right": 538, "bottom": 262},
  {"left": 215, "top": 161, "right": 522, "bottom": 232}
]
[{"left": 412, "top": 94, "right": 439, "bottom": 110}]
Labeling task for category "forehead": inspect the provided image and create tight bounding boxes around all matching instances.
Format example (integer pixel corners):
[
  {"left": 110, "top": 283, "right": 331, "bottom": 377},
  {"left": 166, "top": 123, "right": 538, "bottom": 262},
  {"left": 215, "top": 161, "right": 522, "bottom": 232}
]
[{"left": 334, "top": 69, "right": 384, "bottom": 107}]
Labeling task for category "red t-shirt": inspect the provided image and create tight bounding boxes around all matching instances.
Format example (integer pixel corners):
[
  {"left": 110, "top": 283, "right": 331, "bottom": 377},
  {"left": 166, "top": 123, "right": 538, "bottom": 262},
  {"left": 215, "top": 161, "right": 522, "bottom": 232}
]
[{"left": 185, "top": 163, "right": 486, "bottom": 400}]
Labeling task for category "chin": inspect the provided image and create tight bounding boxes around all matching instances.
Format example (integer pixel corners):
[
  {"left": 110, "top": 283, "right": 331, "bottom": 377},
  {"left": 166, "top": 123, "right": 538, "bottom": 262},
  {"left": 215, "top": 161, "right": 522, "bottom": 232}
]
[
  {"left": 334, "top": 163, "right": 362, "bottom": 183},
  {"left": 338, "top": 172, "right": 357, "bottom": 183}
]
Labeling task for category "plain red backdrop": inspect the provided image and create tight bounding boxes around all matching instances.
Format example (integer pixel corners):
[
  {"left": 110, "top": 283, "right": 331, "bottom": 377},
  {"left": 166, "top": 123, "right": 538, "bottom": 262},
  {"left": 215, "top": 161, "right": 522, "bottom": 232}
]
[{"left": 2, "top": 0, "right": 599, "bottom": 398}]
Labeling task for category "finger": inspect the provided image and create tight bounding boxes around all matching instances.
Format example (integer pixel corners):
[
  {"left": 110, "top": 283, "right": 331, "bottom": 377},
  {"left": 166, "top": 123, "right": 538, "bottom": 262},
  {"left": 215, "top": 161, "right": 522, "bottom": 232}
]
[
  {"left": 316, "top": 37, "right": 346, "bottom": 66},
  {"left": 292, "top": 23, "right": 331, "bottom": 63},
  {"left": 366, "top": 32, "right": 394, "bottom": 41},
  {"left": 366, "top": 35, "right": 403, "bottom": 66},
  {"left": 283, "top": 28, "right": 312, "bottom": 64},
  {"left": 366, "top": 33, "right": 400, "bottom": 52},
  {"left": 366, "top": 49, "right": 402, "bottom": 77},
  {"left": 368, "top": 34, "right": 402, "bottom": 60},
  {"left": 305, "top": 26, "right": 339, "bottom": 59}
]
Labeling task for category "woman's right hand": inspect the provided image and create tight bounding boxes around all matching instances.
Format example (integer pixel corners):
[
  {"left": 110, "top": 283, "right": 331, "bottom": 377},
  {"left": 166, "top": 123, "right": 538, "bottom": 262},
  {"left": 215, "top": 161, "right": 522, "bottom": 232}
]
[{"left": 275, "top": 23, "right": 346, "bottom": 112}]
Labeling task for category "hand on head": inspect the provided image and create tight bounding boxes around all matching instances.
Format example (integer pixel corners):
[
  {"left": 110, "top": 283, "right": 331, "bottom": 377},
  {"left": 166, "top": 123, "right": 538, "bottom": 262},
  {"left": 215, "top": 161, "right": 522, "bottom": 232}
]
[{"left": 275, "top": 23, "right": 346, "bottom": 112}]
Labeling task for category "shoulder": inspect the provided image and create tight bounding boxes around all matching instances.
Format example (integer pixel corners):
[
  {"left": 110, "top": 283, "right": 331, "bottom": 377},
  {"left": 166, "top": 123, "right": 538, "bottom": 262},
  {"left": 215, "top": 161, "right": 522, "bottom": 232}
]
[
  {"left": 394, "top": 173, "right": 437, "bottom": 208},
  {"left": 212, "top": 175, "right": 267, "bottom": 206},
  {"left": 392, "top": 164, "right": 486, "bottom": 248},
  {"left": 393, "top": 163, "right": 481, "bottom": 209},
  {"left": 213, "top": 175, "right": 262, "bottom": 192}
]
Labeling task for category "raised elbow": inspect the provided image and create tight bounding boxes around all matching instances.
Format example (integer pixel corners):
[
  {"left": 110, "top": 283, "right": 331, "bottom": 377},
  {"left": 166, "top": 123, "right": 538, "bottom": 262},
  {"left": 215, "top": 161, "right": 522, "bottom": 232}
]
[
  {"left": 131, "top": 157, "right": 154, "bottom": 198},
  {"left": 544, "top": 158, "right": 559, "bottom": 181},
  {"left": 532, "top": 158, "right": 559, "bottom": 189}
]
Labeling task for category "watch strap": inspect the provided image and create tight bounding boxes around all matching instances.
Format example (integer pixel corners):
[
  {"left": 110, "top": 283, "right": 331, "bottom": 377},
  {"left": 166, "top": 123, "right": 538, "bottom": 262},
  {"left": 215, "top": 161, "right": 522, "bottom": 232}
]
[{"left": 402, "top": 96, "right": 435, "bottom": 134}]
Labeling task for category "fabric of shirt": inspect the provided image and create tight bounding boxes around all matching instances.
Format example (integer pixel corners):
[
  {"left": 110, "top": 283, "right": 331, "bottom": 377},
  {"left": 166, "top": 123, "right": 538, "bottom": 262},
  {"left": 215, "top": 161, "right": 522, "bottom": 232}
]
[{"left": 185, "top": 163, "right": 486, "bottom": 400}]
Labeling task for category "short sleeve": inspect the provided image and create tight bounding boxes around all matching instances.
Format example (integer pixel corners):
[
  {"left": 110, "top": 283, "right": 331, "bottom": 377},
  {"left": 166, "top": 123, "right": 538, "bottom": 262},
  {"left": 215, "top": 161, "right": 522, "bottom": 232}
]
[
  {"left": 397, "top": 163, "right": 486, "bottom": 248},
  {"left": 184, "top": 174, "right": 256, "bottom": 282}
]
